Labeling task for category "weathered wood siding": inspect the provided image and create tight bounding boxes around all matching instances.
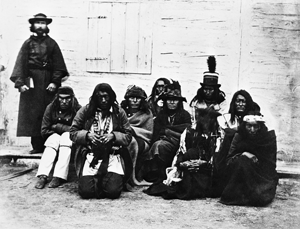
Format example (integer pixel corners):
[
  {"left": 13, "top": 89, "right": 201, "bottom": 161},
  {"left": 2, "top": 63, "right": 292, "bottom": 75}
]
[{"left": 0, "top": 0, "right": 299, "bottom": 159}]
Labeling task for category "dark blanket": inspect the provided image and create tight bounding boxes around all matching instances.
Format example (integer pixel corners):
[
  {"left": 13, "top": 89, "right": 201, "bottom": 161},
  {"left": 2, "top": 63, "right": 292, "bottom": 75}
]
[
  {"left": 142, "top": 109, "right": 191, "bottom": 183},
  {"left": 144, "top": 127, "right": 216, "bottom": 199},
  {"left": 220, "top": 130, "right": 278, "bottom": 206},
  {"left": 144, "top": 148, "right": 213, "bottom": 199}
]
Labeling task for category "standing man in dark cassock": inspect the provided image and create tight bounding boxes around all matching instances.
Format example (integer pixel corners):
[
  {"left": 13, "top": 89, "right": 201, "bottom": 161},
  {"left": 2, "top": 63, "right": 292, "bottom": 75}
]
[{"left": 10, "top": 13, "right": 69, "bottom": 154}]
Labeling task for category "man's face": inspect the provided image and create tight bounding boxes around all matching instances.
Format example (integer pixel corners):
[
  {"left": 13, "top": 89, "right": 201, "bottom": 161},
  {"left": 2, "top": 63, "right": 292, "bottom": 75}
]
[
  {"left": 58, "top": 94, "right": 72, "bottom": 110},
  {"left": 203, "top": 86, "right": 215, "bottom": 99},
  {"left": 96, "top": 91, "right": 110, "bottom": 110},
  {"left": 245, "top": 122, "right": 260, "bottom": 137},
  {"left": 156, "top": 80, "right": 165, "bottom": 95},
  {"left": 33, "top": 21, "right": 47, "bottom": 35},
  {"left": 166, "top": 99, "right": 179, "bottom": 110},
  {"left": 128, "top": 97, "right": 142, "bottom": 109},
  {"left": 235, "top": 94, "right": 247, "bottom": 113}
]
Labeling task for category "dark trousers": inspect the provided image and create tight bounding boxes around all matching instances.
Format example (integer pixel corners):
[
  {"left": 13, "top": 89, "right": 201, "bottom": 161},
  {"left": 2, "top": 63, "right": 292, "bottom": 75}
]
[
  {"left": 78, "top": 172, "right": 124, "bottom": 199},
  {"left": 31, "top": 136, "right": 45, "bottom": 151}
]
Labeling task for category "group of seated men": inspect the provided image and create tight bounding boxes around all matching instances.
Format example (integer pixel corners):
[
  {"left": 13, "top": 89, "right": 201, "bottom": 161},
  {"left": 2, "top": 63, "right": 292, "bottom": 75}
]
[{"left": 34, "top": 56, "right": 278, "bottom": 207}]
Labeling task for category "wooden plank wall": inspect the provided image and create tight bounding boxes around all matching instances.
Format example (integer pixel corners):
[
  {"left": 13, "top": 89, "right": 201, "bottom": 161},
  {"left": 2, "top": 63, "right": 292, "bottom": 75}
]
[
  {"left": 238, "top": 0, "right": 300, "bottom": 160},
  {"left": 0, "top": 0, "right": 299, "bottom": 160}
]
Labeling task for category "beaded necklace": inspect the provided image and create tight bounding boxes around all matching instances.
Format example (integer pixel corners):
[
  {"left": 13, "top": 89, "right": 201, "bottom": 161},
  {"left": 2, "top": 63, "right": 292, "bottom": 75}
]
[
  {"left": 168, "top": 113, "right": 176, "bottom": 125},
  {"left": 92, "top": 109, "right": 111, "bottom": 135}
]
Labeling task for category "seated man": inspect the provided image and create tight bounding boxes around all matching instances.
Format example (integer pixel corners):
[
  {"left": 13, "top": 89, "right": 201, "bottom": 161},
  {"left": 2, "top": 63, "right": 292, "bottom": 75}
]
[
  {"left": 220, "top": 111, "right": 278, "bottom": 206},
  {"left": 218, "top": 89, "right": 260, "bottom": 134},
  {"left": 144, "top": 108, "right": 221, "bottom": 199},
  {"left": 190, "top": 56, "right": 226, "bottom": 124},
  {"left": 70, "top": 83, "right": 133, "bottom": 199},
  {"left": 120, "top": 85, "right": 153, "bottom": 185},
  {"left": 35, "top": 86, "right": 81, "bottom": 189},
  {"left": 146, "top": 78, "right": 171, "bottom": 117},
  {"left": 212, "top": 90, "right": 260, "bottom": 196},
  {"left": 142, "top": 80, "right": 191, "bottom": 185}
]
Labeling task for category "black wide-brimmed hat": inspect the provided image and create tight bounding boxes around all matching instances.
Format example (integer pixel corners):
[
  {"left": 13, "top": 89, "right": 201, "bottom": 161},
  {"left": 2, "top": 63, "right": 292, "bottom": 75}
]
[
  {"left": 200, "top": 56, "right": 221, "bottom": 87},
  {"left": 159, "top": 80, "right": 187, "bottom": 102},
  {"left": 29, "top": 13, "right": 52, "bottom": 25}
]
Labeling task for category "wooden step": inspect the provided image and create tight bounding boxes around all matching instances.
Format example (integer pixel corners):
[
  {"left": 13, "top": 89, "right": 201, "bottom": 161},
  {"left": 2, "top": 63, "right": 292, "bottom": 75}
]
[{"left": 0, "top": 147, "right": 42, "bottom": 160}]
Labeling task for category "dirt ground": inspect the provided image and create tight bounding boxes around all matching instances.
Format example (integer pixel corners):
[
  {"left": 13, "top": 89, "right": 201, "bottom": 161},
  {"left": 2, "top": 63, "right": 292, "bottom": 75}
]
[{"left": 0, "top": 160, "right": 300, "bottom": 229}]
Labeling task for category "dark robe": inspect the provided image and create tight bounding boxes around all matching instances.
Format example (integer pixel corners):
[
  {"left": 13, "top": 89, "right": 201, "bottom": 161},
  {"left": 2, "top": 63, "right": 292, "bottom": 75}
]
[
  {"left": 144, "top": 110, "right": 220, "bottom": 199},
  {"left": 142, "top": 109, "right": 191, "bottom": 183},
  {"left": 220, "top": 130, "right": 278, "bottom": 206},
  {"left": 10, "top": 35, "right": 68, "bottom": 137}
]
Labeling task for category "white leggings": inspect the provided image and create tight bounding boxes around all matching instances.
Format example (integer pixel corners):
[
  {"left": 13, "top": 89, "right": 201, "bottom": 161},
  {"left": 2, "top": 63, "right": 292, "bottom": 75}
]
[{"left": 36, "top": 132, "right": 72, "bottom": 180}]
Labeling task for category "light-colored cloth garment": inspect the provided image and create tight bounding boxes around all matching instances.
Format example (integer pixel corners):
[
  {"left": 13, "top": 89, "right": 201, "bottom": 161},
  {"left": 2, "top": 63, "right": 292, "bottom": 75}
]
[
  {"left": 217, "top": 113, "right": 239, "bottom": 140},
  {"left": 190, "top": 99, "right": 227, "bottom": 124},
  {"left": 36, "top": 132, "right": 72, "bottom": 180},
  {"left": 82, "top": 153, "right": 124, "bottom": 176}
]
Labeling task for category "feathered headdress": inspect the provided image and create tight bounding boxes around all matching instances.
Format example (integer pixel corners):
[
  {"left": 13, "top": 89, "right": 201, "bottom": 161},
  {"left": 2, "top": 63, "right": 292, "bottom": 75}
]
[{"left": 201, "top": 56, "right": 220, "bottom": 87}]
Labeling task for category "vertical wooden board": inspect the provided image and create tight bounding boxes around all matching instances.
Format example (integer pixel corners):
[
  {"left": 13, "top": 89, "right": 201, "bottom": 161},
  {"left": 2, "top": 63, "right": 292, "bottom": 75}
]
[
  {"left": 96, "top": 3, "right": 112, "bottom": 72},
  {"left": 86, "top": 2, "right": 100, "bottom": 71},
  {"left": 137, "top": 3, "right": 153, "bottom": 74},
  {"left": 124, "top": 3, "right": 140, "bottom": 73},
  {"left": 110, "top": 2, "right": 126, "bottom": 73}
]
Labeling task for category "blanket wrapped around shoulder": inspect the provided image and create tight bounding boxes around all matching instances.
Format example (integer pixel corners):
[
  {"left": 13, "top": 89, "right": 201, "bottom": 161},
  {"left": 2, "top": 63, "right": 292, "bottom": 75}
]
[
  {"left": 220, "top": 130, "right": 278, "bottom": 206},
  {"left": 129, "top": 110, "right": 153, "bottom": 144},
  {"left": 127, "top": 110, "right": 153, "bottom": 185}
]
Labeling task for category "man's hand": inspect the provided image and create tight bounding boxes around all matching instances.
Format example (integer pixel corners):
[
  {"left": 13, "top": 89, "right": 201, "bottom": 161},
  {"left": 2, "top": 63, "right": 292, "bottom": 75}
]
[
  {"left": 19, "top": 85, "right": 29, "bottom": 93},
  {"left": 46, "top": 83, "right": 57, "bottom": 92},
  {"left": 242, "top": 152, "right": 258, "bottom": 163},
  {"left": 99, "top": 133, "right": 115, "bottom": 144},
  {"left": 87, "top": 132, "right": 101, "bottom": 145},
  {"left": 87, "top": 132, "right": 115, "bottom": 145}
]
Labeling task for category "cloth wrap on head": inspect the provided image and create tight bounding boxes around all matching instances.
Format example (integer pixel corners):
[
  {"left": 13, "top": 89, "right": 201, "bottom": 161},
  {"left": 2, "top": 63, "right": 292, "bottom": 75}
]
[
  {"left": 125, "top": 85, "right": 147, "bottom": 99},
  {"left": 57, "top": 86, "right": 74, "bottom": 95},
  {"left": 243, "top": 115, "right": 265, "bottom": 123}
]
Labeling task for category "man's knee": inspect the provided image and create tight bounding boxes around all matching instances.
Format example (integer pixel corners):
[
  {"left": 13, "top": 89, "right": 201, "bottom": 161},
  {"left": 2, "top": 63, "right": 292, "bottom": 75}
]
[
  {"left": 78, "top": 176, "right": 96, "bottom": 199},
  {"left": 102, "top": 172, "right": 123, "bottom": 199},
  {"left": 60, "top": 132, "right": 72, "bottom": 147},
  {"left": 44, "top": 133, "right": 61, "bottom": 150}
]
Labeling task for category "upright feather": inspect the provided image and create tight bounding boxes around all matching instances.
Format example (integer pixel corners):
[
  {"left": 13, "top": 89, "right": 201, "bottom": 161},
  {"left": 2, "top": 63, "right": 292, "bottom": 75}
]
[{"left": 207, "top": 56, "right": 216, "bottom": 73}]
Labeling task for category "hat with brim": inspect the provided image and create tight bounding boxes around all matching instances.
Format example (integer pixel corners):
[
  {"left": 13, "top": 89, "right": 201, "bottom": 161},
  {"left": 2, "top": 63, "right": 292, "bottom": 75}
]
[
  {"left": 200, "top": 72, "right": 221, "bottom": 87},
  {"left": 29, "top": 13, "right": 52, "bottom": 25},
  {"left": 200, "top": 56, "right": 220, "bottom": 87}
]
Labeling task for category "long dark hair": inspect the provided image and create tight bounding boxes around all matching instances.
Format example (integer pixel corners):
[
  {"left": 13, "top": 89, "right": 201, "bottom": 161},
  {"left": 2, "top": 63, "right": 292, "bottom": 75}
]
[
  {"left": 86, "top": 83, "right": 119, "bottom": 120},
  {"left": 150, "top": 78, "right": 171, "bottom": 98},
  {"left": 190, "top": 86, "right": 226, "bottom": 106},
  {"left": 195, "top": 108, "right": 221, "bottom": 135},
  {"left": 228, "top": 90, "right": 260, "bottom": 123}
]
